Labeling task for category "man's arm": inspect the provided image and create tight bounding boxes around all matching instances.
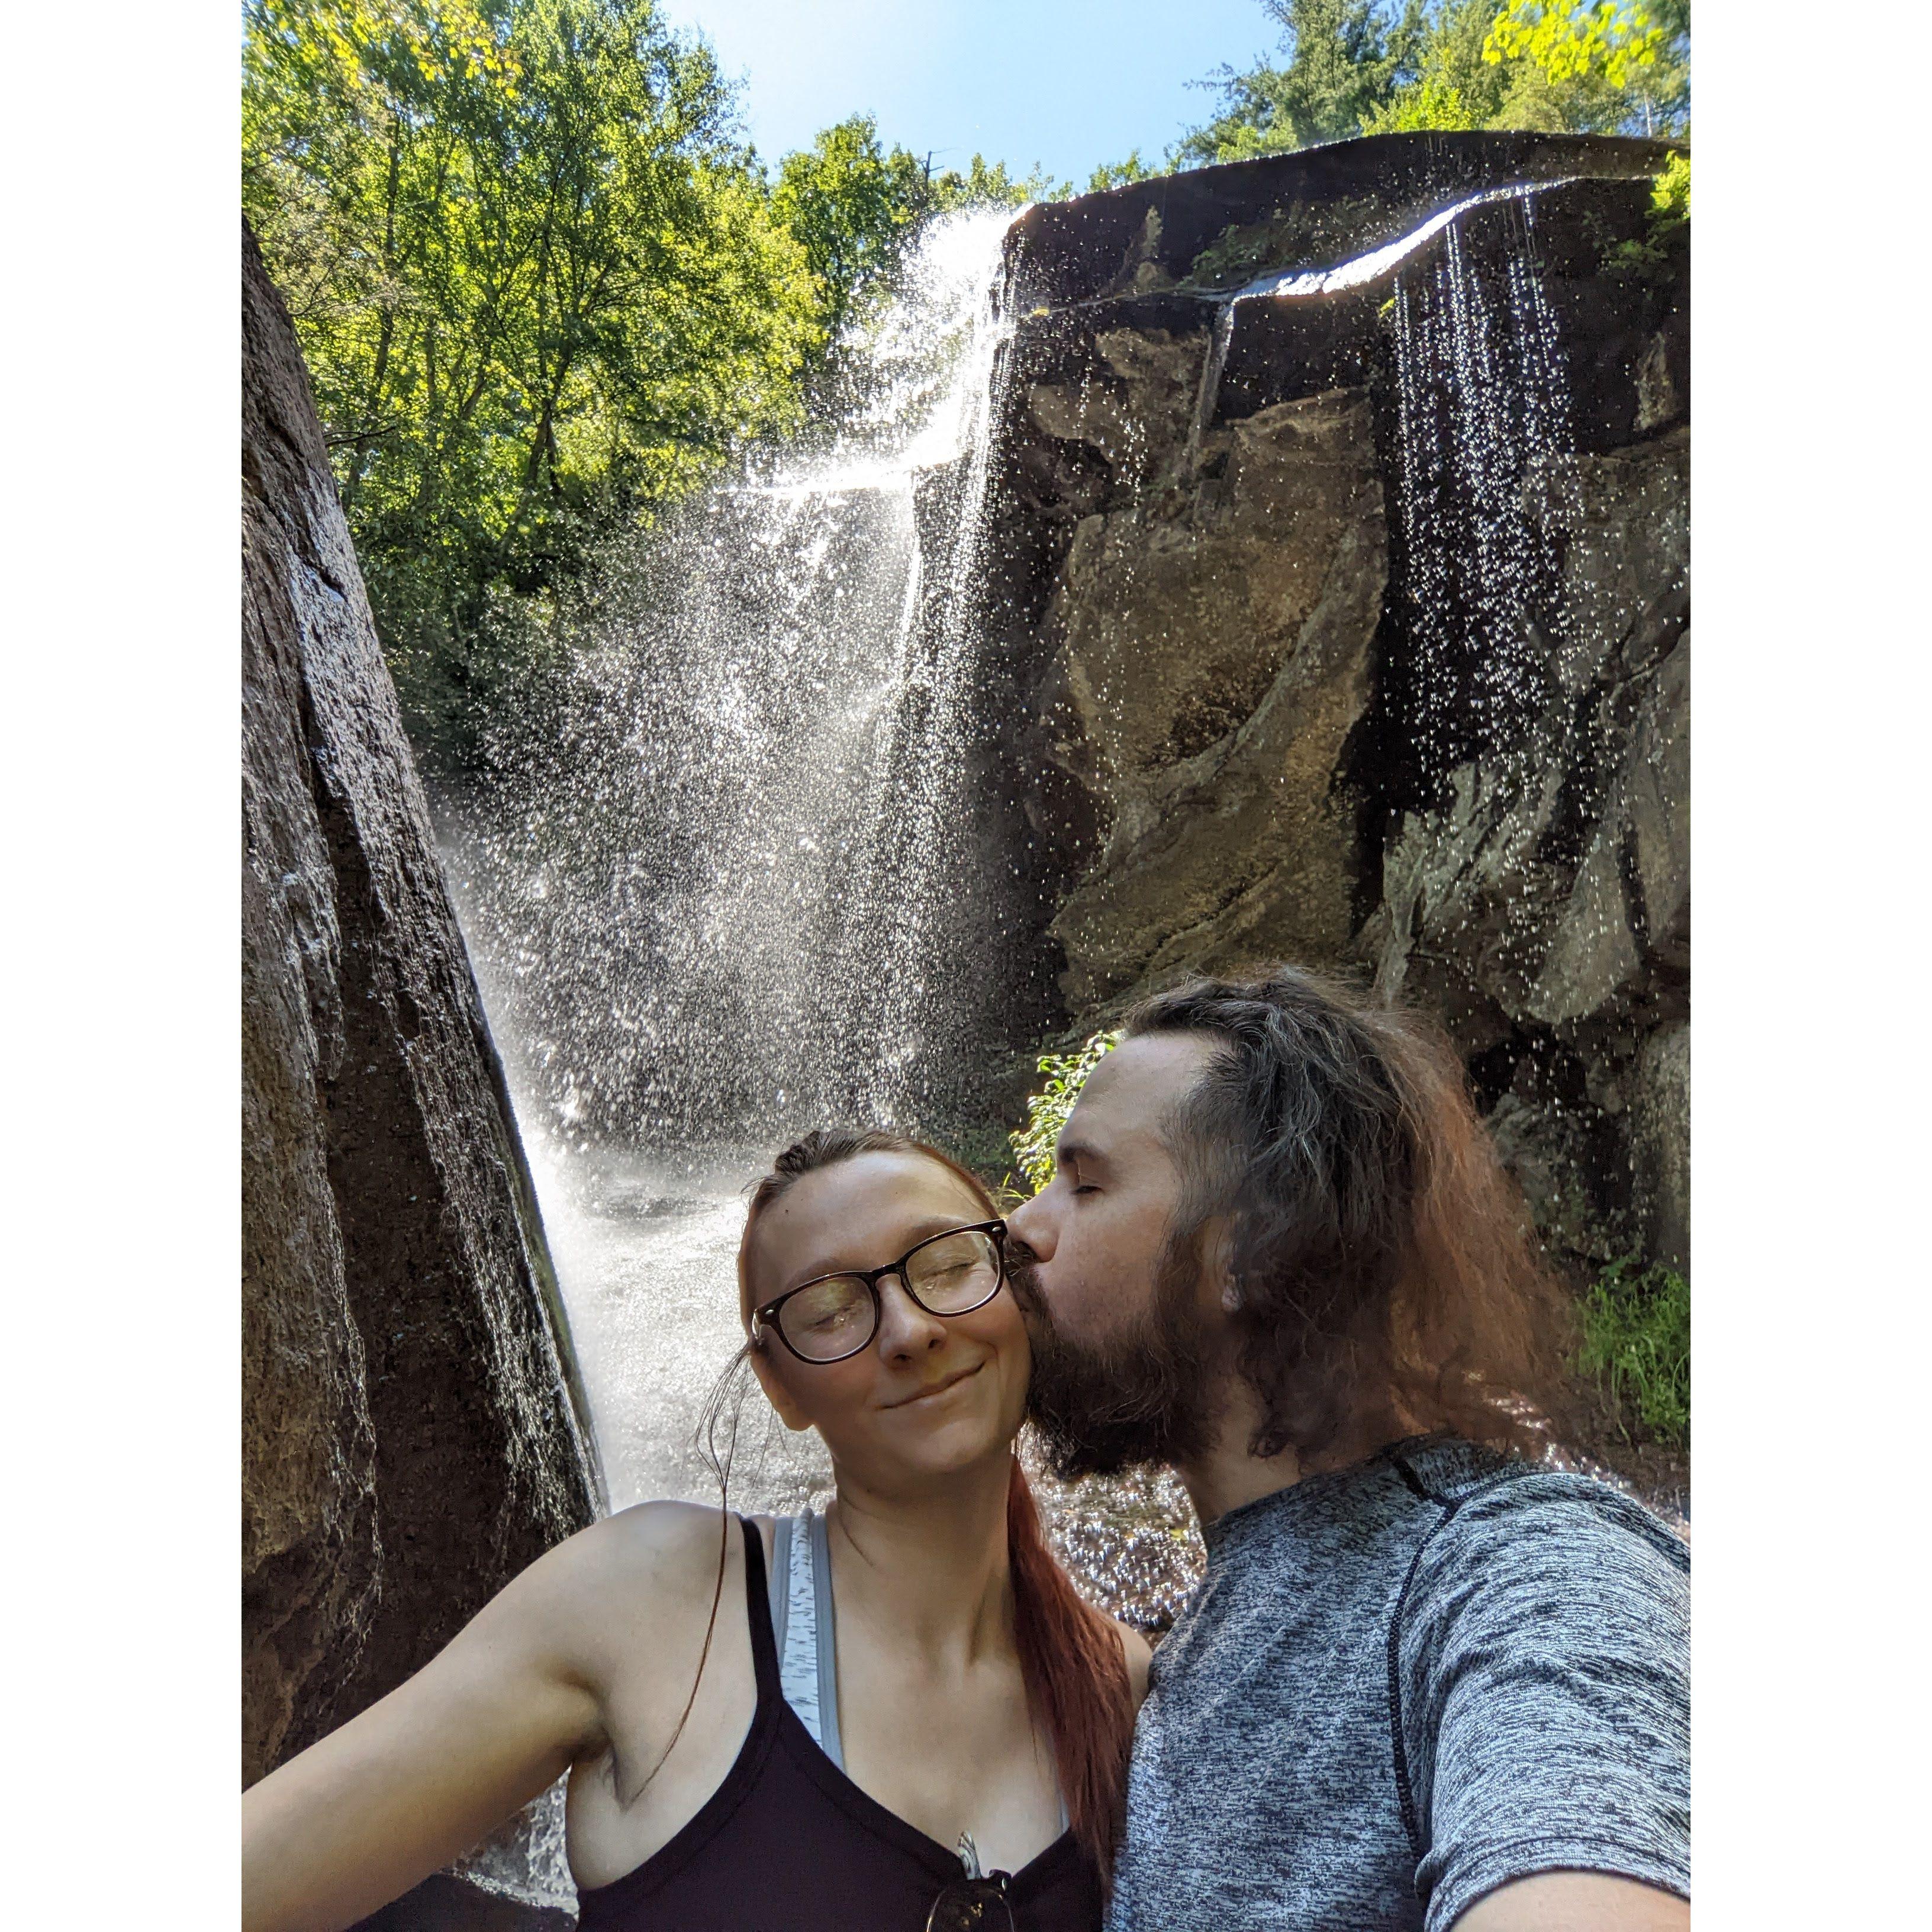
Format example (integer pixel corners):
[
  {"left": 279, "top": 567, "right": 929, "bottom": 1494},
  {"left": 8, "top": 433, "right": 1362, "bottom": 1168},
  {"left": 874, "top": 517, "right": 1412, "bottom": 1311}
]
[
  {"left": 1455, "top": 1872, "right": 1690, "bottom": 1931},
  {"left": 1399, "top": 1479, "right": 1692, "bottom": 1932}
]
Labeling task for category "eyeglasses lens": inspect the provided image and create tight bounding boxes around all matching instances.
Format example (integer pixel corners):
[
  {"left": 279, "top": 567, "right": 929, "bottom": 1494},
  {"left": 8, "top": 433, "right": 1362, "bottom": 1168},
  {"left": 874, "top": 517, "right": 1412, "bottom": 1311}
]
[
  {"left": 926, "top": 1878, "right": 1016, "bottom": 1932},
  {"left": 906, "top": 1229, "right": 1001, "bottom": 1312},
  {"left": 774, "top": 1227, "right": 1003, "bottom": 1361},
  {"left": 776, "top": 1276, "right": 875, "bottom": 1361}
]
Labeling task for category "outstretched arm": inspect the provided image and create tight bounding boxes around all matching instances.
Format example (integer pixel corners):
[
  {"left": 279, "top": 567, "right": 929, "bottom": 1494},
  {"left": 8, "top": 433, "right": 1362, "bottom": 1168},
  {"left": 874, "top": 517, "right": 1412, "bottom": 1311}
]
[
  {"left": 242, "top": 1522, "right": 607, "bottom": 1932},
  {"left": 242, "top": 1500, "right": 727, "bottom": 1932},
  {"left": 1454, "top": 1872, "right": 1690, "bottom": 1930},
  {"left": 1399, "top": 1483, "right": 1691, "bottom": 1932}
]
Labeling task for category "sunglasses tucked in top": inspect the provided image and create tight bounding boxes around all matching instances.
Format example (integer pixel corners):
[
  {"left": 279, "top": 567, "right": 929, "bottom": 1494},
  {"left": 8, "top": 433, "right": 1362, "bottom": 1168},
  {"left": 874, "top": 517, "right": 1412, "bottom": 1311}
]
[{"left": 752, "top": 1221, "right": 1009, "bottom": 1364}]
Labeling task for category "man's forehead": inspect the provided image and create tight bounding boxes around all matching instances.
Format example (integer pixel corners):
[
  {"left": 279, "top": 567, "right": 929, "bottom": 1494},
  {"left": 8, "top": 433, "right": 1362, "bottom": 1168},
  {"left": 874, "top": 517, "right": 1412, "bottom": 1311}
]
[{"left": 1066, "top": 1031, "right": 1219, "bottom": 1147}]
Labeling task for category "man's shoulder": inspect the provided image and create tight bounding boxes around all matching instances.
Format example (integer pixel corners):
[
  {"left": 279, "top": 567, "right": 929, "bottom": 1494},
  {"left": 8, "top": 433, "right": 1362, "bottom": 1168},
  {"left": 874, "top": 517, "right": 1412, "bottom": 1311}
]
[
  {"left": 1384, "top": 1442, "right": 1689, "bottom": 1667},
  {"left": 1391, "top": 1437, "right": 1689, "bottom": 1576}
]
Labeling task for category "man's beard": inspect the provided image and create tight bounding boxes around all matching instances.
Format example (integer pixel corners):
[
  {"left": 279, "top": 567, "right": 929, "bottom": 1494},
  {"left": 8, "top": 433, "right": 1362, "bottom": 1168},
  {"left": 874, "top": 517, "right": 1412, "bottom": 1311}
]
[{"left": 1007, "top": 1237, "right": 1221, "bottom": 1480}]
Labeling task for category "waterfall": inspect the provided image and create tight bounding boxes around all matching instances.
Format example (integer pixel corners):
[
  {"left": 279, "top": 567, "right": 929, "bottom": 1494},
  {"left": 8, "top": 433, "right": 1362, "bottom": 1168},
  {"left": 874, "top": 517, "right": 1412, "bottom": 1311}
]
[
  {"left": 1384, "top": 192, "right": 1584, "bottom": 790},
  {"left": 441, "top": 208, "right": 1022, "bottom": 1518}
]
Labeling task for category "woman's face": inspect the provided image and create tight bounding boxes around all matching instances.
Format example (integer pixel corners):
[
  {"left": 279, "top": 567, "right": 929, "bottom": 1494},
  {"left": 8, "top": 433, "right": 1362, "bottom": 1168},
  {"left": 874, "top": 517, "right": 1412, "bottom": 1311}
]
[{"left": 743, "top": 1151, "right": 1031, "bottom": 1495}]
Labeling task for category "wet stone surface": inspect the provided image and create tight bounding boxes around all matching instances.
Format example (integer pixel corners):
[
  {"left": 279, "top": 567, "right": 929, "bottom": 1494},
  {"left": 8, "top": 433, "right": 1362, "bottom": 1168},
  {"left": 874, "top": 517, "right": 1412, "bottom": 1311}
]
[{"left": 1022, "top": 1454, "right": 1209, "bottom": 1635}]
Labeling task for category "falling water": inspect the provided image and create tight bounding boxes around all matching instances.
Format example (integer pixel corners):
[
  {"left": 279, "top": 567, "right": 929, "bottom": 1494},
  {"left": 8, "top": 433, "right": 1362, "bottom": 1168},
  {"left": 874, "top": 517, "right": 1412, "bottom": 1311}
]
[
  {"left": 452, "top": 211, "right": 1022, "bottom": 1160},
  {"left": 442, "top": 210, "right": 1029, "bottom": 1528},
  {"left": 1386, "top": 194, "right": 1583, "bottom": 789},
  {"left": 1379, "top": 194, "right": 1688, "bottom": 1538},
  {"left": 436, "top": 208, "right": 1035, "bottom": 1916}
]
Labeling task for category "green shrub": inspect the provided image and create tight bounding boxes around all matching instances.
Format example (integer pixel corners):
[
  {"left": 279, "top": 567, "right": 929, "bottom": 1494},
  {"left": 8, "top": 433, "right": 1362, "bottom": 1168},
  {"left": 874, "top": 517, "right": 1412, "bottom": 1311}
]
[
  {"left": 1599, "top": 150, "right": 1690, "bottom": 281},
  {"left": 1577, "top": 1257, "right": 1690, "bottom": 1446},
  {"left": 1010, "top": 1032, "right": 1119, "bottom": 1193}
]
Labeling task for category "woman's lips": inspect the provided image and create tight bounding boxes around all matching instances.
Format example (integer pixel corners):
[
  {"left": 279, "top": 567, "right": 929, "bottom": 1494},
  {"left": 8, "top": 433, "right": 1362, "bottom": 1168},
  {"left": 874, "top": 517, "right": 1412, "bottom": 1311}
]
[{"left": 887, "top": 1361, "right": 984, "bottom": 1408}]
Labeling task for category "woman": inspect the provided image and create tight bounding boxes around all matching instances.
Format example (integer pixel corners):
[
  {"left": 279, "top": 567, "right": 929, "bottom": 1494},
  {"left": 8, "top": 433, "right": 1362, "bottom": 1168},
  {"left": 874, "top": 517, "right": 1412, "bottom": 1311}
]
[{"left": 243, "top": 1128, "right": 1151, "bottom": 1932}]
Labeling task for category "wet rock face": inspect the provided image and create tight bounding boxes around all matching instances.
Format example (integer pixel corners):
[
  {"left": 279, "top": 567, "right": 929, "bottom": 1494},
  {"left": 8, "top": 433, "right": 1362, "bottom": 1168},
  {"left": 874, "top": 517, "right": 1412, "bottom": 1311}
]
[
  {"left": 242, "top": 224, "right": 600, "bottom": 1789},
  {"left": 1036, "top": 360, "right": 1386, "bottom": 1009},
  {"left": 991, "top": 136, "right": 1689, "bottom": 1274}
]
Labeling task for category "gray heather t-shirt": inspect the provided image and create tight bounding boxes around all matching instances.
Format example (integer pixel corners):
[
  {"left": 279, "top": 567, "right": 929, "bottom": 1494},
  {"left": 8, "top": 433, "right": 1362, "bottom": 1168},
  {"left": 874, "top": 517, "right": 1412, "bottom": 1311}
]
[{"left": 1107, "top": 1437, "right": 1689, "bottom": 1932}]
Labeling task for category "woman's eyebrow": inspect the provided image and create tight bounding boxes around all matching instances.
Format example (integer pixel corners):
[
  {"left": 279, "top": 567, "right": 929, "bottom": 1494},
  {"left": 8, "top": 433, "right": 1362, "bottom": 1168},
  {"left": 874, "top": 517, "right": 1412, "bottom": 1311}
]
[{"left": 784, "top": 1213, "right": 981, "bottom": 1289}]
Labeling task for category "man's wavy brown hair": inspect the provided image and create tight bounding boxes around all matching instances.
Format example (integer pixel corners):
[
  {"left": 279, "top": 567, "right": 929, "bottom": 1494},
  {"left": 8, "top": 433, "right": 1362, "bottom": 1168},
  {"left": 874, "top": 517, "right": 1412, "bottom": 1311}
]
[{"left": 1126, "top": 964, "right": 1578, "bottom": 1468}]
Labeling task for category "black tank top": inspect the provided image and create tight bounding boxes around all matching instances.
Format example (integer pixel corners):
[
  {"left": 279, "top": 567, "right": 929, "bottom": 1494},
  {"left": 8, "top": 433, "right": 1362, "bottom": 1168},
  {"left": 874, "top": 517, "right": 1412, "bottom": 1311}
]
[{"left": 575, "top": 1518, "right": 1103, "bottom": 1932}]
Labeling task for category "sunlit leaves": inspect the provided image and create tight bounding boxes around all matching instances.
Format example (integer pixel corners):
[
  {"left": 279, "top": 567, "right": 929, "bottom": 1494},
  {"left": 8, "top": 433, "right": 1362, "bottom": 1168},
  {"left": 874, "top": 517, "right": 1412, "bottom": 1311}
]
[
  {"left": 1482, "top": 0, "right": 1664, "bottom": 91},
  {"left": 771, "top": 116, "right": 933, "bottom": 342},
  {"left": 1176, "top": 0, "right": 1687, "bottom": 159},
  {"left": 1360, "top": 75, "right": 1480, "bottom": 133},
  {"left": 1010, "top": 1032, "right": 1119, "bottom": 1194},
  {"left": 1650, "top": 148, "right": 1689, "bottom": 225},
  {"left": 243, "top": 0, "right": 822, "bottom": 765}
]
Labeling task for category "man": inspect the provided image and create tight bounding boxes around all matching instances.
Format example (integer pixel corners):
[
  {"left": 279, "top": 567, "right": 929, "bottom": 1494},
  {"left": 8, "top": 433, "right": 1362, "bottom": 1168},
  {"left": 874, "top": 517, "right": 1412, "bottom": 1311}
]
[{"left": 1006, "top": 966, "right": 1689, "bottom": 1932}]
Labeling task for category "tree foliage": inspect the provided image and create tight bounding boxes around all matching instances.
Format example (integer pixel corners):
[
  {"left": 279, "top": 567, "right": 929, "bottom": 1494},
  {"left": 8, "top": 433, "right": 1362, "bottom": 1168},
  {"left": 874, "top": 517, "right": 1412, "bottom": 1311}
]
[
  {"left": 1178, "top": 1, "right": 1432, "bottom": 164},
  {"left": 245, "top": 0, "right": 823, "bottom": 762},
  {"left": 1009, "top": 1032, "right": 1118, "bottom": 1193},
  {"left": 1483, "top": 0, "right": 1663, "bottom": 89},
  {"left": 244, "top": 0, "right": 1687, "bottom": 767},
  {"left": 1178, "top": 0, "right": 1688, "bottom": 162},
  {"left": 769, "top": 117, "right": 935, "bottom": 344},
  {"left": 1086, "top": 149, "right": 1158, "bottom": 193}
]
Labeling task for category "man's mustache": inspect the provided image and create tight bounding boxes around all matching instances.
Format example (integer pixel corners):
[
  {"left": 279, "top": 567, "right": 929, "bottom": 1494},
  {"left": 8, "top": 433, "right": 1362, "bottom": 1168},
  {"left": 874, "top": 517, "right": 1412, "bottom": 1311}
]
[{"left": 1003, "top": 1250, "right": 1048, "bottom": 1318}]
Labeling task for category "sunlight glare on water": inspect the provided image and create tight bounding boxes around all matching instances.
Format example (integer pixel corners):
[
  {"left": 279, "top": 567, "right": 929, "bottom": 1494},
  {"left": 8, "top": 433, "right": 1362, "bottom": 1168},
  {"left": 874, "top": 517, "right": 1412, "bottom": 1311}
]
[{"left": 445, "top": 210, "right": 1024, "bottom": 1527}]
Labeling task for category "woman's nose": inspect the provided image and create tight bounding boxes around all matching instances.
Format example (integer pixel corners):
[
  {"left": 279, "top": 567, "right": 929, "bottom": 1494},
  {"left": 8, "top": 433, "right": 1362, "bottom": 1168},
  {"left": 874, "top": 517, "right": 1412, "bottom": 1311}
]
[{"left": 874, "top": 1271, "right": 948, "bottom": 1357}]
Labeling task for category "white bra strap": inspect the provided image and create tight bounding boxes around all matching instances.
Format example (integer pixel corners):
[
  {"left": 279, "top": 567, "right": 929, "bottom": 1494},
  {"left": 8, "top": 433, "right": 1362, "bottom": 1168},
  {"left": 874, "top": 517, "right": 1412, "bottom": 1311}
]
[
  {"left": 777, "top": 1510, "right": 843, "bottom": 1767},
  {"left": 807, "top": 1509, "right": 844, "bottom": 1770}
]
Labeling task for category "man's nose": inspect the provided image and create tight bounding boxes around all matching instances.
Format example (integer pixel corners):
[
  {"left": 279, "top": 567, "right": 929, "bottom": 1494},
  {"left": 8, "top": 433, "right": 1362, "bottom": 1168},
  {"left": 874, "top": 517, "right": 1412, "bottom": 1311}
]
[
  {"left": 1006, "top": 1191, "right": 1054, "bottom": 1263},
  {"left": 874, "top": 1271, "right": 948, "bottom": 1357}
]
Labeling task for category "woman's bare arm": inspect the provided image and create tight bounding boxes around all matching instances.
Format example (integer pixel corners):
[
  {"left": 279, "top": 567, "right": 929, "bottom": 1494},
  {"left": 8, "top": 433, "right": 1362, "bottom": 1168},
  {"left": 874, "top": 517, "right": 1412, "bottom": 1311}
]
[{"left": 242, "top": 1503, "right": 708, "bottom": 1932}]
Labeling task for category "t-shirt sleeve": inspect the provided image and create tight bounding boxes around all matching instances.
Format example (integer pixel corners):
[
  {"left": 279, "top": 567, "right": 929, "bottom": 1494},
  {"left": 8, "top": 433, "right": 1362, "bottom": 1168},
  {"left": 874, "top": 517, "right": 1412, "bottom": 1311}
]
[{"left": 1396, "top": 1476, "right": 1690, "bottom": 1931}]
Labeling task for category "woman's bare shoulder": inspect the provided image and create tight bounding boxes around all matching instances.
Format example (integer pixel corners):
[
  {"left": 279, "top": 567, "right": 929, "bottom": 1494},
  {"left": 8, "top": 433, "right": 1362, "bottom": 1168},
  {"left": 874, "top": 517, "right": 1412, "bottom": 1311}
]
[
  {"left": 565, "top": 1499, "right": 740, "bottom": 1588},
  {"left": 503, "top": 1502, "right": 744, "bottom": 1660},
  {"left": 1107, "top": 1617, "right": 1154, "bottom": 1708}
]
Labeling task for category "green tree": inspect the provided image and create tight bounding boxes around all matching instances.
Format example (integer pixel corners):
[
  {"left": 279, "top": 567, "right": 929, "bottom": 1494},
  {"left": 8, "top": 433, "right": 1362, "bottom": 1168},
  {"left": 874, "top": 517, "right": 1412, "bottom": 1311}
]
[
  {"left": 769, "top": 127, "right": 1079, "bottom": 337},
  {"left": 244, "top": 0, "right": 822, "bottom": 764},
  {"left": 929, "top": 153, "right": 1074, "bottom": 208},
  {"left": 1176, "top": 1, "right": 1431, "bottom": 165},
  {"left": 1086, "top": 149, "right": 1159, "bottom": 193},
  {"left": 1358, "top": 0, "right": 1512, "bottom": 132},
  {"left": 770, "top": 116, "right": 936, "bottom": 343},
  {"left": 1475, "top": 0, "right": 1681, "bottom": 133},
  {"left": 1183, "top": 0, "right": 1687, "bottom": 156}
]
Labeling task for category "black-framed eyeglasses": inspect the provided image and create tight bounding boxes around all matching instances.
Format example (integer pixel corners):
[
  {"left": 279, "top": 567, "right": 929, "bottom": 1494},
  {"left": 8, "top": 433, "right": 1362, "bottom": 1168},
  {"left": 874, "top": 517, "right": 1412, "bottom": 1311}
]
[
  {"left": 752, "top": 1220, "right": 1009, "bottom": 1365},
  {"left": 926, "top": 1872, "right": 1015, "bottom": 1932}
]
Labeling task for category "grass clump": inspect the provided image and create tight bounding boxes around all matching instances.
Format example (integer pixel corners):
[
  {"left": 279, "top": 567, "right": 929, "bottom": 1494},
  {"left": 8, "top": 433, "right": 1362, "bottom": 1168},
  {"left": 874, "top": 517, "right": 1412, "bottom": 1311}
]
[
  {"left": 1010, "top": 1032, "right": 1119, "bottom": 1193},
  {"left": 1577, "top": 1256, "right": 1690, "bottom": 1447}
]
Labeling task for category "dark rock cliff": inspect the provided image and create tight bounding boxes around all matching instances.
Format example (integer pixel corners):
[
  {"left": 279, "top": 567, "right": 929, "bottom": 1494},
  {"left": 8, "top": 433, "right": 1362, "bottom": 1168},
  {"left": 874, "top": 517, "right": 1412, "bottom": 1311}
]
[
  {"left": 242, "top": 223, "right": 601, "bottom": 1801},
  {"left": 982, "top": 134, "right": 1688, "bottom": 1277}
]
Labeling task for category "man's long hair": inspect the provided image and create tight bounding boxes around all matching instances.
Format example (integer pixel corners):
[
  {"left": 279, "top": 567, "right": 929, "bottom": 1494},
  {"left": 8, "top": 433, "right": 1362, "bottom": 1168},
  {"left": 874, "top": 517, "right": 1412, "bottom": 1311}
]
[{"left": 1127, "top": 966, "right": 1578, "bottom": 1469}]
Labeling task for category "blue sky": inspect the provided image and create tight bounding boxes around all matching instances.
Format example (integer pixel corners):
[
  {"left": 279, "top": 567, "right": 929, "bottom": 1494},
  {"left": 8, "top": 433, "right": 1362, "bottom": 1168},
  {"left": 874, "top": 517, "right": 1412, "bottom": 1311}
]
[{"left": 657, "top": 0, "right": 1287, "bottom": 185}]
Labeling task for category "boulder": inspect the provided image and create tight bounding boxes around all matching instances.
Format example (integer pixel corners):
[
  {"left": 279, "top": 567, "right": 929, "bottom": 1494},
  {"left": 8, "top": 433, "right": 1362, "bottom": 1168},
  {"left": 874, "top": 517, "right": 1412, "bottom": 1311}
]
[
  {"left": 1039, "top": 375, "right": 1386, "bottom": 1008},
  {"left": 988, "top": 137, "right": 1689, "bottom": 1276},
  {"left": 242, "top": 220, "right": 601, "bottom": 1800}
]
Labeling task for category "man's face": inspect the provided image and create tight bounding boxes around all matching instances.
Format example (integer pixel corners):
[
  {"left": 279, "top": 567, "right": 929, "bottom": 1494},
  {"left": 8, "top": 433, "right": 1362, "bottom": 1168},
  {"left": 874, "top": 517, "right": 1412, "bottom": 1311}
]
[{"left": 1006, "top": 1031, "right": 1225, "bottom": 1477}]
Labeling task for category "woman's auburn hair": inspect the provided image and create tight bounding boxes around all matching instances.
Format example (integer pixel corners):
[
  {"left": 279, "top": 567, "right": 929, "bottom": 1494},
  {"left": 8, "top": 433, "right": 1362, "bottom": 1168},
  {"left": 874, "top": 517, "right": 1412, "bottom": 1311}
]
[{"left": 739, "top": 1128, "right": 1136, "bottom": 1882}]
